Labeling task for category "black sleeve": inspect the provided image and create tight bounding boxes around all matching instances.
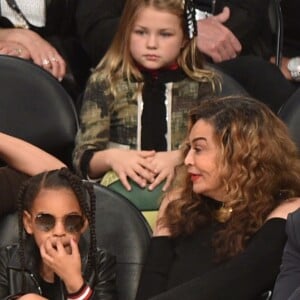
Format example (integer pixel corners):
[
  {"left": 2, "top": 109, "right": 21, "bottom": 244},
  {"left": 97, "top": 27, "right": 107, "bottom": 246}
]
[
  {"left": 137, "top": 218, "right": 286, "bottom": 300},
  {"left": 135, "top": 237, "right": 175, "bottom": 300},
  {"left": 76, "top": 0, "right": 125, "bottom": 67},
  {"left": 0, "top": 167, "right": 29, "bottom": 216},
  {"left": 214, "top": 0, "right": 271, "bottom": 56},
  {"left": 194, "top": 0, "right": 213, "bottom": 13},
  {"left": 272, "top": 209, "right": 300, "bottom": 300},
  {"left": 0, "top": 246, "right": 23, "bottom": 300},
  {"left": 90, "top": 249, "right": 117, "bottom": 300}
]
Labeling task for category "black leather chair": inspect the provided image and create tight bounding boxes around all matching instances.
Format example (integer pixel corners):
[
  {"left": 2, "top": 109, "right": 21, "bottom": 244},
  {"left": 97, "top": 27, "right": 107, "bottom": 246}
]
[
  {"left": 0, "top": 55, "right": 78, "bottom": 167},
  {"left": 205, "top": 63, "right": 249, "bottom": 97},
  {"left": 93, "top": 184, "right": 152, "bottom": 300},
  {"left": 277, "top": 87, "right": 300, "bottom": 150},
  {"left": 0, "top": 183, "right": 152, "bottom": 300}
]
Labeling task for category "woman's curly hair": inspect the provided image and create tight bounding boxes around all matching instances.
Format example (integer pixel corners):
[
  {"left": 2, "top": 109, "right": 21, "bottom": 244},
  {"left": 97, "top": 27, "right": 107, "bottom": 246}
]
[{"left": 162, "top": 96, "right": 300, "bottom": 261}]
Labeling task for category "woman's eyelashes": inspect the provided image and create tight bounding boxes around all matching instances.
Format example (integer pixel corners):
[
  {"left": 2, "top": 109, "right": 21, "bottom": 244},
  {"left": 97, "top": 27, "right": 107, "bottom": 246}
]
[{"left": 193, "top": 146, "right": 203, "bottom": 154}]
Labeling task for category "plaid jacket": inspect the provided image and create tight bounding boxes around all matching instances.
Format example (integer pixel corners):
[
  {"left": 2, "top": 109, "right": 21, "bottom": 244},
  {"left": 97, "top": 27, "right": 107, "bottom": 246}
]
[{"left": 73, "top": 71, "right": 215, "bottom": 176}]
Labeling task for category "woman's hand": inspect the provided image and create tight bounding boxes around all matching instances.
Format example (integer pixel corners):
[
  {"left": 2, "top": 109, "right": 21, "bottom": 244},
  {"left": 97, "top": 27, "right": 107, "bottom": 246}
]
[
  {"left": 147, "top": 150, "right": 183, "bottom": 192},
  {"left": 40, "top": 237, "right": 84, "bottom": 293},
  {"left": 0, "top": 40, "right": 30, "bottom": 59},
  {"left": 0, "top": 28, "right": 66, "bottom": 80}
]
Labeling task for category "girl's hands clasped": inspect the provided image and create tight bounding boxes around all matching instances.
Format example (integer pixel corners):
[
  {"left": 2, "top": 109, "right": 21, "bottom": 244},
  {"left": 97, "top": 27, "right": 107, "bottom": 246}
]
[
  {"left": 147, "top": 150, "right": 182, "bottom": 192},
  {"left": 107, "top": 149, "right": 182, "bottom": 191},
  {"left": 107, "top": 148, "right": 157, "bottom": 191}
]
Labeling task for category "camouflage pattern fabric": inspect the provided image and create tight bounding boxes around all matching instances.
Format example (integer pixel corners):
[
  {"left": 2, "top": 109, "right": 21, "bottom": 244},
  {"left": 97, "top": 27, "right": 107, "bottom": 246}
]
[{"left": 73, "top": 71, "right": 215, "bottom": 176}]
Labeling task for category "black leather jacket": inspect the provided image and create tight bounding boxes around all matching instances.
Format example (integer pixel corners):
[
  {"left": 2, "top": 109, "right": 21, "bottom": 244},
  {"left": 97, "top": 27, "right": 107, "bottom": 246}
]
[{"left": 0, "top": 237, "right": 117, "bottom": 300}]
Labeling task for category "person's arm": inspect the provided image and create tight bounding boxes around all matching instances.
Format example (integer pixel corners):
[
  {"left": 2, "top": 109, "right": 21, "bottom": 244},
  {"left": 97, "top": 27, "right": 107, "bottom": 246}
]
[
  {"left": 140, "top": 218, "right": 287, "bottom": 300},
  {"left": 72, "top": 73, "right": 111, "bottom": 177},
  {"left": 0, "top": 132, "right": 65, "bottom": 176},
  {"left": 89, "top": 249, "right": 117, "bottom": 300},
  {"left": 196, "top": 7, "right": 241, "bottom": 62},
  {"left": 73, "top": 74, "right": 157, "bottom": 189},
  {"left": 0, "top": 246, "right": 47, "bottom": 300},
  {"left": 0, "top": 40, "right": 30, "bottom": 59},
  {"left": 0, "top": 28, "right": 66, "bottom": 80},
  {"left": 137, "top": 198, "right": 300, "bottom": 300},
  {"left": 272, "top": 208, "right": 300, "bottom": 300},
  {"left": 195, "top": 0, "right": 270, "bottom": 62},
  {"left": 135, "top": 237, "right": 175, "bottom": 300},
  {"left": 75, "top": 0, "right": 125, "bottom": 67}
]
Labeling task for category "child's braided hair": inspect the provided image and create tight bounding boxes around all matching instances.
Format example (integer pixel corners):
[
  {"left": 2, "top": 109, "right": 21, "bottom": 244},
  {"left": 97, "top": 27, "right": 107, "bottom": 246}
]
[{"left": 17, "top": 167, "right": 98, "bottom": 289}]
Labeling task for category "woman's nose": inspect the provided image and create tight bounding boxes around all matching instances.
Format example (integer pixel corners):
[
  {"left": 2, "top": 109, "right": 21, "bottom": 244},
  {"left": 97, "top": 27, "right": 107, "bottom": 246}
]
[{"left": 184, "top": 149, "right": 193, "bottom": 166}]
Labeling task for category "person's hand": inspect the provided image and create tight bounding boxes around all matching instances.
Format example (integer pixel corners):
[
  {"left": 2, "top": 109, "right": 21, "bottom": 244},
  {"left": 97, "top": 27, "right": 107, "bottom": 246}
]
[
  {"left": 1, "top": 28, "right": 66, "bottom": 80},
  {"left": 18, "top": 294, "right": 47, "bottom": 299},
  {"left": 0, "top": 40, "right": 30, "bottom": 59},
  {"left": 40, "top": 237, "right": 84, "bottom": 293},
  {"left": 270, "top": 56, "right": 292, "bottom": 80},
  {"left": 108, "top": 149, "right": 157, "bottom": 190},
  {"left": 147, "top": 150, "right": 183, "bottom": 192},
  {"left": 196, "top": 7, "right": 242, "bottom": 62},
  {"left": 153, "top": 190, "right": 180, "bottom": 236}
]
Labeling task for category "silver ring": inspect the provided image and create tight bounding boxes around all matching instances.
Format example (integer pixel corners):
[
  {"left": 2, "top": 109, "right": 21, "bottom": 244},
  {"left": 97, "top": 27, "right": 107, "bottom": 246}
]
[{"left": 42, "top": 58, "right": 51, "bottom": 66}]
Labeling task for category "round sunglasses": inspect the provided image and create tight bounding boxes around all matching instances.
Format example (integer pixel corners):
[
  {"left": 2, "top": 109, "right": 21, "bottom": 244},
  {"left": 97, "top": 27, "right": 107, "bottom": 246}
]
[{"left": 33, "top": 213, "right": 85, "bottom": 233}]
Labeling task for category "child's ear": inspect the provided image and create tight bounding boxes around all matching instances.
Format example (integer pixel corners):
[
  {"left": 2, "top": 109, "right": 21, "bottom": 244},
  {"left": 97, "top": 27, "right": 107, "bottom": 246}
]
[
  {"left": 80, "top": 218, "right": 89, "bottom": 234},
  {"left": 23, "top": 211, "right": 33, "bottom": 235}
]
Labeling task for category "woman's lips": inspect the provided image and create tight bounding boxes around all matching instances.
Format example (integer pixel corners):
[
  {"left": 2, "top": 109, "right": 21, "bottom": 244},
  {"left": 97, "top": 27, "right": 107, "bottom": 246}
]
[{"left": 190, "top": 174, "right": 202, "bottom": 182}]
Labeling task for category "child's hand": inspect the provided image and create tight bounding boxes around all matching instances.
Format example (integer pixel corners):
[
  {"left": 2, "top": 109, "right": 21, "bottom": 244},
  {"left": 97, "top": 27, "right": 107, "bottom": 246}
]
[
  {"left": 40, "top": 238, "right": 84, "bottom": 293},
  {"left": 147, "top": 150, "right": 183, "bottom": 192},
  {"left": 108, "top": 149, "right": 157, "bottom": 190}
]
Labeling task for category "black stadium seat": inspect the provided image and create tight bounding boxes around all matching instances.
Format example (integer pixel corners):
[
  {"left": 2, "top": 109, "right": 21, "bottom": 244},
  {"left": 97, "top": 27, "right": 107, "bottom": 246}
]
[{"left": 0, "top": 55, "right": 78, "bottom": 167}]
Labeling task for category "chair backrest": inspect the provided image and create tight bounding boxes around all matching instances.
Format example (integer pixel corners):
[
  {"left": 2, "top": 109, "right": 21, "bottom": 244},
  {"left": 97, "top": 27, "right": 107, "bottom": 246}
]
[
  {"left": 268, "top": 0, "right": 283, "bottom": 66},
  {"left": 205, "top": 63, "right": 249, "bottom": 97},
  {"left": 0, "top": 55, "right": 79, "bottom": 167},
  {"left": 93, "top": 184, "right": 152, "bottom": 300},
  {"left": 277, "top": 87, "right": 300, "bottom": 150},
  {"left": 0, "top": 183, "right": 152, "bottom": 300}
]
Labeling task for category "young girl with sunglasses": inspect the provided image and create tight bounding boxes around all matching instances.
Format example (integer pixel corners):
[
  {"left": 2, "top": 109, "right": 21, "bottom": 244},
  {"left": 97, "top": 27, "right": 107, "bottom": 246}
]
[
  {"left": 0, "top": 168, "right": 116, "bottom": 300},
  {"left": 73, "top": 0, "right": 218, "bottom": 195}
]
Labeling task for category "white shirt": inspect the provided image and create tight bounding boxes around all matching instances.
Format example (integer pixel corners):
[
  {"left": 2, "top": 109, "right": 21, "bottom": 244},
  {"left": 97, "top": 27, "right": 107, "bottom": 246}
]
[{"left": 0, "top": 0, "right": 46, "bottom": 28}]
